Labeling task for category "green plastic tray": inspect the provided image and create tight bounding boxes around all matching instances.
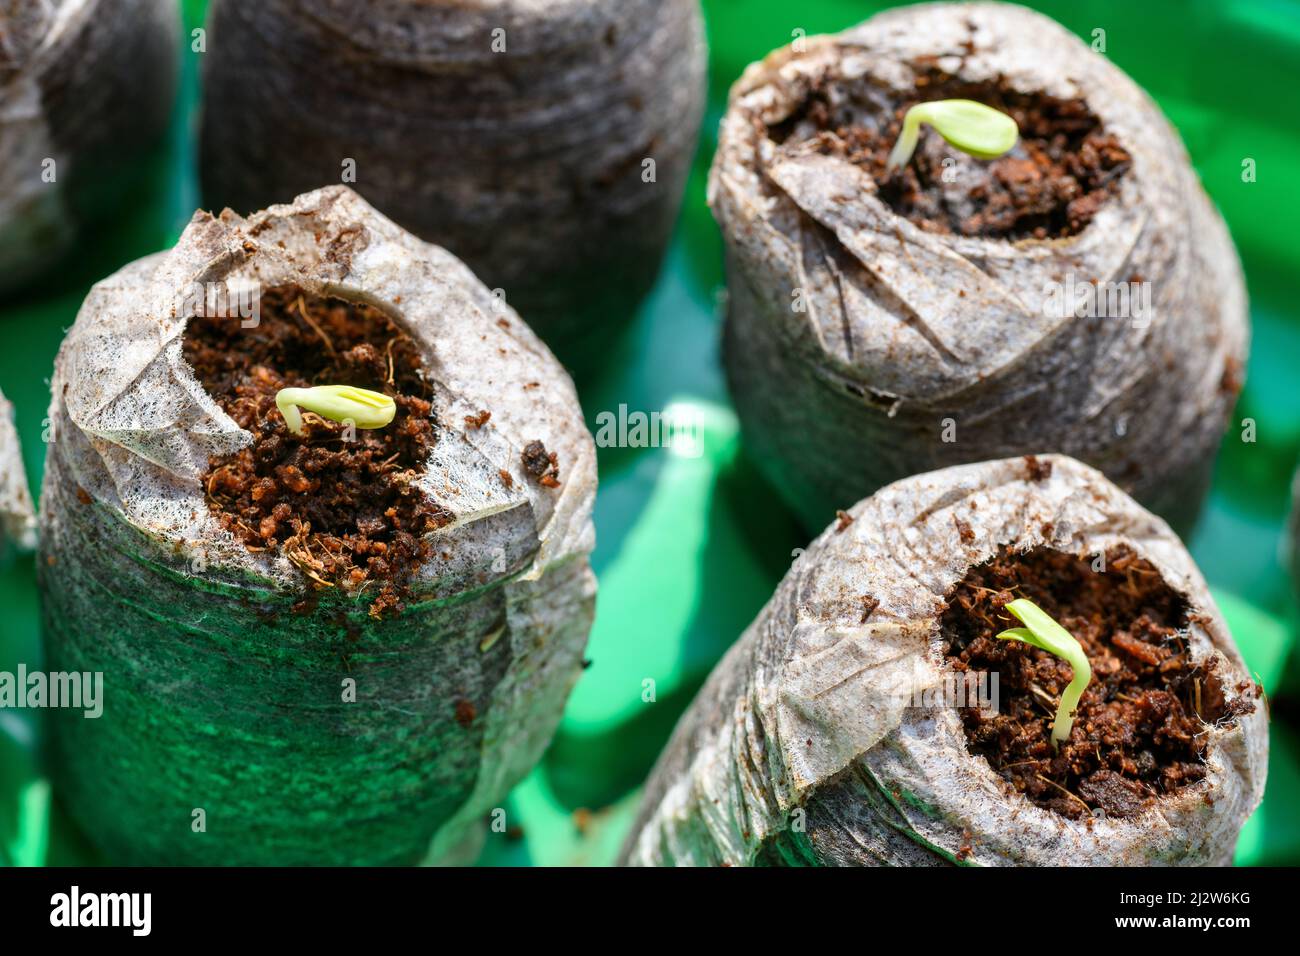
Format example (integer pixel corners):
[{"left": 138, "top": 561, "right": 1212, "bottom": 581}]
[{"left": 3, "top": 0, "right": 1299, "bottom": 867}]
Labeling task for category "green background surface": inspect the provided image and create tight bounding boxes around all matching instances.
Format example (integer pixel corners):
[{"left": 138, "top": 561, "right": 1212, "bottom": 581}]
[{"left": 2, "top": 0, "right": 1298, "bottom": 866}]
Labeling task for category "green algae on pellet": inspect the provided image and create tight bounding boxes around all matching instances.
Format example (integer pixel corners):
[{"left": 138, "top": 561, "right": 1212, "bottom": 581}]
[{"left": 39, "top": 187, "right": 597, "bottom": 865}]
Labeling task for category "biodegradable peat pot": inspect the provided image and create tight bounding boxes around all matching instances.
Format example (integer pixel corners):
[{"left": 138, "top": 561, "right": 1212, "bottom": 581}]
[
  {"left": 0, "top": 387, "right": 35, "bottom": 559},
  {"left": 713, "top": 2, "right": 1247, "bottom": 537},
  {"left": 38, "top": 186, "right": 598, "bottom": 865},
  {"left": 620, "top": 455, "right": 1267, "bottom": 866},
  {"left": 0, "top": 0, "right": 178, "bottom": 293},
  {"left": 199, "top": 0, "right": 707, "bottom": 373}
]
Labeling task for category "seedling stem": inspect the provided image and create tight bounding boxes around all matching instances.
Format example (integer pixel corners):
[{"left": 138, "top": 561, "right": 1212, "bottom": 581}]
[
  {"left": 996, "top": 598, "right": 1091, "bottom": 750},
  {"left": 886, "top": 99, "right": 1019, "bottom": 173}
]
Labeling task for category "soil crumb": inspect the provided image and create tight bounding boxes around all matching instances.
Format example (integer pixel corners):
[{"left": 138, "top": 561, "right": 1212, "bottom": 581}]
[
  {"left": 941, "top": 545, "right": 1253, "bottom": 819},
  {"left": 769, "top": 70, "right": 1132, "bottom": 240},
  {"left": 521, "top": 439, "right": 560, "bottom": 488},
  {"left": 1023, "top": 454, "right": 1052, "bottom": 482},
  {"left": 184, "top": 285, "right": 449, "bottom": 619}
]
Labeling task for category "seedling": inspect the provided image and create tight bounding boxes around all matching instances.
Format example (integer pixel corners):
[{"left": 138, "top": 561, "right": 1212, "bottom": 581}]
[
  {"left": 275, "top": 385, "right": 396, "bottom": 435},
  {"left": 996, "top": 598, "right": 1091, "bottom": 750},
  {"left": 885, "top": 99, "right": 1019, "bottom": 173}
]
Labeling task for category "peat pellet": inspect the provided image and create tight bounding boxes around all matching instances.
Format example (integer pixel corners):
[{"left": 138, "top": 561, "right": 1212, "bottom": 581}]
[
  {"left": 38, "top": 186, "right": 597, "bottom": 865},
  {"left": 0, "top": 0, "right": 178, "bottom": 293},
  {"left": 620, "top": 455, "right": 1267, "bottom": 866},
  {"left": 713, "top": 2, "right": 1246, "bottom": 536},
  {"left": 199, "top": 0, "right": 707, "bottom": 372},
  {"left": 0, "top": 387, "right": 35, "bottom": 557}
]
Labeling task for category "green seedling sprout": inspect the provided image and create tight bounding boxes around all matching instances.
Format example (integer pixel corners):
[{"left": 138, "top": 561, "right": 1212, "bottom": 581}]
[
  {"left": 275, "top": 385, "right": 396, "bottom": 436},
  {"left": 885, "top": 99, "right": 1019, "bottom": 174},
  {"left": 996, "top": 598, "right": 1091, "bottom": 751}
]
